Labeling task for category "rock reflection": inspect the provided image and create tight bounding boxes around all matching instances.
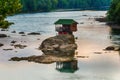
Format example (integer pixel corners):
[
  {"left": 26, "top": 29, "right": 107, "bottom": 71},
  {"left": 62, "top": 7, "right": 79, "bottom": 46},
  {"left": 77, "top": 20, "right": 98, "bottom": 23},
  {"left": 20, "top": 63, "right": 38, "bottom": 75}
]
[
  {"left": 56, "top": 59, "right": 78, "bottom": 73},
  {"left": 110, "top": 29, "right": 120, "bottom": 57}
]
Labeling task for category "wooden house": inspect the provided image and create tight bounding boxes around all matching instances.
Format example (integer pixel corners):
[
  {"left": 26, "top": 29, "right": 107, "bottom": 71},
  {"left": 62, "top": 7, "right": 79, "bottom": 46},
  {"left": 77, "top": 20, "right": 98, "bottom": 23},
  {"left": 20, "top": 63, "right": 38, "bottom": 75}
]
[{"left": 54, "top": 19, "right": 78, "bottom": 35}]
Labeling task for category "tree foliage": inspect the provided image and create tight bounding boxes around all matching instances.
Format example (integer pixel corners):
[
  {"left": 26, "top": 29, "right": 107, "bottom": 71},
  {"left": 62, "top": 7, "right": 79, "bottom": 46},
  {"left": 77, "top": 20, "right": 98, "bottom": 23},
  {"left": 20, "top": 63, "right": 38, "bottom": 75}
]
[
  {"left": 20, "top": 0, "right": 111, "bottom": 12},
  {"left": 0, "top": 0, "right": 22, "bottom": 28},
  {"left": 107, "top": 0, "right": 120, "bottom": 24}
]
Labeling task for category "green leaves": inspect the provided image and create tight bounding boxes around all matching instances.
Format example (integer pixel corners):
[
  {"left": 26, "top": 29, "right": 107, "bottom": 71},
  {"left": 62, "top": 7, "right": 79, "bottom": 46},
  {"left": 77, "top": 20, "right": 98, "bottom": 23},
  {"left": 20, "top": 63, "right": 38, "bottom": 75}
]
[
  {"left": 0, "top": 0, "right": 22, "bottom": 17},
  {"left": 107, "top": 0, "right": 120, "bottom": 24},
  {"left": 0, "top": 0, "right": 22, "bottom": 28},
  {"left": 20, "top": 0, "right": 111, "bottom": 12}
]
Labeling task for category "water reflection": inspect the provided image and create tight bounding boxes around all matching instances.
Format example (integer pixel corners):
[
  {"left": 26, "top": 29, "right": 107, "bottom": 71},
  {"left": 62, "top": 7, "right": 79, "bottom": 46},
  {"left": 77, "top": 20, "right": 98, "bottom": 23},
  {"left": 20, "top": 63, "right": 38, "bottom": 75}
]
[
  {"left": 56, "top": 59, "right": 78, "bottom": 73},
  {"left": 110, "top": 29, "right": 120, "bottom": 45}
]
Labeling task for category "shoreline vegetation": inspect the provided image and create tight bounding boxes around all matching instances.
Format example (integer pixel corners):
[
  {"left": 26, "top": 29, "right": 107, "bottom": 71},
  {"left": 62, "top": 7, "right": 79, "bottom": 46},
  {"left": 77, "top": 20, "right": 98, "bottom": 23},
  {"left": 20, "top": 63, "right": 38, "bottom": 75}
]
[
  {"left": 20, "top": 0, "right": 111, "bottom": 12},
  {"left": 95, "top": 17, "right": 120, "bottom": 29}
]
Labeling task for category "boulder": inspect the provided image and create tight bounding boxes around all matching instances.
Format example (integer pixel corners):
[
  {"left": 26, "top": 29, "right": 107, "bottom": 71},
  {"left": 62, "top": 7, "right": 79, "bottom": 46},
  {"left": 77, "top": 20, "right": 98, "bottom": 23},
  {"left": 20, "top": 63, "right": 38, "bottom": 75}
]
[
  {"left": 0, "top": 34, "right": 7, "bottom": 38},
  {"left": 39, "top": 34, "right": 77, "bottom": 57}
]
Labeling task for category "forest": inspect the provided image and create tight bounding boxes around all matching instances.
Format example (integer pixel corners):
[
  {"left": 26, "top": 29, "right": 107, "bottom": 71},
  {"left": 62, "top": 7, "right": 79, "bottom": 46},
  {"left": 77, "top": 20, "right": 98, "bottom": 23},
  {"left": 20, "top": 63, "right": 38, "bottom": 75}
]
[{"left": 20, "top": 0, "right": 111, "bottom": 12}]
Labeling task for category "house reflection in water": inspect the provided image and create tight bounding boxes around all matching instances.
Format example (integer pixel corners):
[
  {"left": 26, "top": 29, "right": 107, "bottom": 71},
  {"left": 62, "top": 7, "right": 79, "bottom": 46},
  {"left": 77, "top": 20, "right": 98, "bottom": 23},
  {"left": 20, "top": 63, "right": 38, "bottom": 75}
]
[{"left": 56, "top": 59, "right": 78, "bottom": 73}]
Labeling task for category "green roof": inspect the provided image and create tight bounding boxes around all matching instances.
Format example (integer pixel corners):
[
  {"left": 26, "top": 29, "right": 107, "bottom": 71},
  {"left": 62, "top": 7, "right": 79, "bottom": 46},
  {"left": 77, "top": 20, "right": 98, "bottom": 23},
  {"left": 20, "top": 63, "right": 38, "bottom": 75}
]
[{"left": 54, "top": 19, "right": 78, "bottom": 25}]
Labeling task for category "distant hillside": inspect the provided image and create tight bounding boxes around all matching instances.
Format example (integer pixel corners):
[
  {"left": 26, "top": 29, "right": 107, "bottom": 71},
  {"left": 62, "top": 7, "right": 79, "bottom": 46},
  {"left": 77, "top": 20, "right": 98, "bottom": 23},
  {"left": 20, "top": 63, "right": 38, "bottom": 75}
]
[{"left": 20, "top": 0, "right": 112, "bottom": 12}]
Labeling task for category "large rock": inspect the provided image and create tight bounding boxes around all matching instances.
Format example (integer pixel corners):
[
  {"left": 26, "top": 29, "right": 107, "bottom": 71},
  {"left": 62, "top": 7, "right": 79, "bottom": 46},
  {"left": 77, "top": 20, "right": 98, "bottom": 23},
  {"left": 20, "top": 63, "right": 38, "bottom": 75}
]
[
  {"left": 10, "top": 34, "right": 77, "bottom": 64},
  {"left": 39, "top": 34, "right": 77, "bottom": 57}
]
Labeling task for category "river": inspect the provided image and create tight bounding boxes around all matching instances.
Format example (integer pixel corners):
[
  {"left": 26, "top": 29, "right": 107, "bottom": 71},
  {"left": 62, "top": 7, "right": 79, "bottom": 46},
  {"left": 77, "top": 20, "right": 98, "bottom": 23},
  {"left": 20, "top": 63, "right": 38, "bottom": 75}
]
[{"left": 0, "top": 11, "right": 120, "bottom": 80}]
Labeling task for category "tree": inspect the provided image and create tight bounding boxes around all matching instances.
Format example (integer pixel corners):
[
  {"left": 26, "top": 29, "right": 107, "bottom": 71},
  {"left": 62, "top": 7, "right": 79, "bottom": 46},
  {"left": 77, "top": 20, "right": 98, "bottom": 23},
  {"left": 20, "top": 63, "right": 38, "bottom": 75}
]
[
  {"left": 0, "top": 0, "right": 22, "bottom": 28},
  {"left": 107, "top": 0, "right": 120, "bottom": 24},
  {"left": 20, "top": 0, "right": 111, "bottom": 12}
]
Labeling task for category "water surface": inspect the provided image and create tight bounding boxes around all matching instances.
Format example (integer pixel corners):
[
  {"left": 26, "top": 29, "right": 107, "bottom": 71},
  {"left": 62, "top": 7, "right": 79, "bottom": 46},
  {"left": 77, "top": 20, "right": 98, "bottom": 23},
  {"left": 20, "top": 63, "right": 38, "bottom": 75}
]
[{"left": 0, "top": 11, "right": 120, "bottom": 80}]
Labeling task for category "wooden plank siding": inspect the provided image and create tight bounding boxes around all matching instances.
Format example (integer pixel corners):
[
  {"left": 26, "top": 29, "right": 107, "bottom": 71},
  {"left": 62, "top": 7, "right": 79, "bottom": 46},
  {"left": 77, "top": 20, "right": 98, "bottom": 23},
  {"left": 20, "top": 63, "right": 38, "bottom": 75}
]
[{"left": 70, "top": 23, "right": 77, "bottom": 32}]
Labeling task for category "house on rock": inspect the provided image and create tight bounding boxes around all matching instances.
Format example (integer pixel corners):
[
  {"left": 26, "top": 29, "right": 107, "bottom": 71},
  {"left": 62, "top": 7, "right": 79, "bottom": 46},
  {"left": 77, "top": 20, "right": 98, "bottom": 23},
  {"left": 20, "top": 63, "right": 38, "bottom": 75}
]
[{"left": 54, "top": 19, "right": 78, "bottom": 35}]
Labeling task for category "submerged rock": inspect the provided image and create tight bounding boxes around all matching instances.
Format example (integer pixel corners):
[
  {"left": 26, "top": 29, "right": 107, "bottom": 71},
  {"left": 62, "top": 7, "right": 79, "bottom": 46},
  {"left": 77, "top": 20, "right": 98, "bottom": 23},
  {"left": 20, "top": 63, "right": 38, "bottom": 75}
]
[
  {"left": 10, "top": 55, "right": 74, "bottom": 64},
  {"left": 13, "top": 44, "right": 27, "bottom": 49},
  {"left": 104, "top": 46, "right": 115, "bottom": 51},
  {"left": 3, "top": 48, "right": 13, "bottom": 51},
  {"left": 28, "top": 32, "right": 40, "bottom": 35},
  {"left": 19, "top": 32, "right": 25, "bottom": 34},
  {"left": 11, "top": 31, "right": 16, "bottom": 33},
  {"left": 39, "top": 34, "right": 77, "bottom": 57},
  {"left": 104, "top": 46, "right": 120, "bottom": 51},
  {"left": 1, "top": 29, "right": 8, "bottom": 31},
  {"left": 95, "top": 17, "right": 107, "bottom": 22},
  {"left": 11, "top": 40, "right": 17, "bottom": 44},
  {"left": 0, "top": 34, "right": 7, "bottom": 38},
  {"left": 0, "top": 43, "right": 4, "bottom": 47}
]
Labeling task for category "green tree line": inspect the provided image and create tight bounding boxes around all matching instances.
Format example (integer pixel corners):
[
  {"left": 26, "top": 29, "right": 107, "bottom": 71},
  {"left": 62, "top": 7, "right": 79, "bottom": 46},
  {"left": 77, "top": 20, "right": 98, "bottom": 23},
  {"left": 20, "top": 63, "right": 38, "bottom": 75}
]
[
  {"left": 20, "top": 0, "right": 111, "bottom": 12},
  {"left": 107, "top": 0, "right": 120, "bottom": 24}
]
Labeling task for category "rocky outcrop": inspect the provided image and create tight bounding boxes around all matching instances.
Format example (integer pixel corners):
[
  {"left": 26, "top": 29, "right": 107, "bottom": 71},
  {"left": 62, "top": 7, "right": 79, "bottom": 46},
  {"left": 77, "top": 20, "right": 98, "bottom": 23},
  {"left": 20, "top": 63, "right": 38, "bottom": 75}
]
[
  {"left": 39, "top": 34, "right": 77, "bottom": 57},
  {"left": 10, "top": 34, "right": 77, "bottom": 64},
  {"left": 10, "top": 55, "right": 74, "bottom": 64}
]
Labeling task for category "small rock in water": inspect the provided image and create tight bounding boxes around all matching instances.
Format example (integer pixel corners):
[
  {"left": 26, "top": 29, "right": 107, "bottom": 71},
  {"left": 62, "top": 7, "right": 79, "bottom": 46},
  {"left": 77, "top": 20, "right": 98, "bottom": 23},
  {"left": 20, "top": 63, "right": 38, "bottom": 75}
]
[
  {"left": 0, "top": 34, "right": 7, "bottom": 38},
  {"left": 14, "top": 44, "right": 27, "bottom": 49},
  {"left": 1, "top": 29, "right": 8, "bottom": 31},
  {"left": 3, "top": 48, "right": 13, "bottom": 51},
  {"left": 11, "top": 40, "right": 17, "bottom": 44},
  {"left": 21, "top": 34, "right": 26, "bottom": 36},
  {"left": 82, "top": 15, "right": 88, "bottom": 16},
  {"left": 19, "top": 32, "right": 25, "bottom": 34},
  {"left": 76, "top": 56, "right": 89, "bottom": 58},
  {"left": 28, "top": 32, "right": 40, "bottom": 35},
  {"left": 94, "top": 52, "right": 102, "bottom": 54},
  {"left": 37, "top": 38, "right": 40, "bottom": 40},
  {"left": 104, "top": 46, "right": 115, "bottom": 51},
  {"left": 11, "top": 31, "right": 16, "bottom": 33},
  {"left": 0, "top": 43, "right": 4, "bottom": 47}
]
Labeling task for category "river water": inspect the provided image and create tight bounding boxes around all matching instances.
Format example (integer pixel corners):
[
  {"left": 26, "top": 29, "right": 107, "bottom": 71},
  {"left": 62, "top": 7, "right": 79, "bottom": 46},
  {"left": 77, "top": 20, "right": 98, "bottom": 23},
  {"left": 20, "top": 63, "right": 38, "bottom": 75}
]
[{"left": 0, "top": 11, "right": 120, "bottom": 80}]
